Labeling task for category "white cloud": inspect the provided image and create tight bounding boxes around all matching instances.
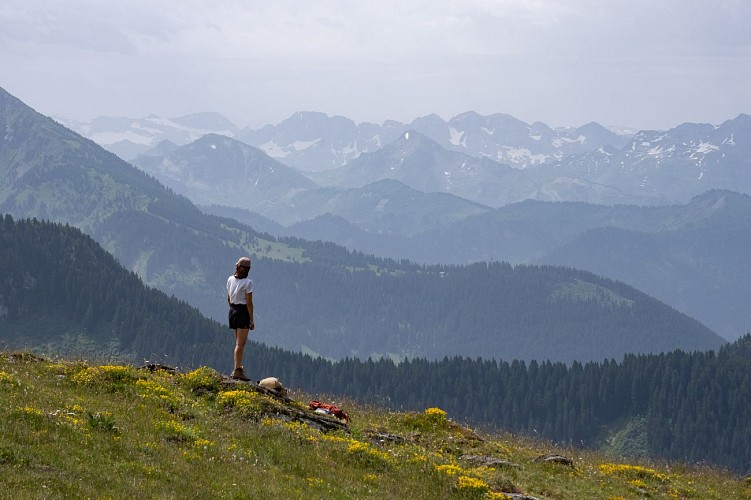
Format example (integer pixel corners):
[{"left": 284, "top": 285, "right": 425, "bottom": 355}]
[
  {"left": 5, "top": 1, "right": 748, "bottom": 59},
  {"left": 1, "top": 0, "right": 749, "bottom": 130}
]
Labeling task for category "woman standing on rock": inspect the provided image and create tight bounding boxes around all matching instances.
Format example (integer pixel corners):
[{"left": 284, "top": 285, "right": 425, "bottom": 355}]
[{"left": 227, "top": 257, "right": 254, "bottom": 381}]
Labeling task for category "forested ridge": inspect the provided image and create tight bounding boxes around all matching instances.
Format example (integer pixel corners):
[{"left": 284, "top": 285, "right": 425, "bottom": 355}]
[
  {"left": 0, "top": 215, "right": 227, "bottom": 365},
  {"left": 252, "top": 245, "right": 723, "bottom": 362},
  {"left": 64, "top": 210, "right": 729, "bottom": 363},
  {"left": 250, "top": 336, "right": 751, "bottom": 474}
]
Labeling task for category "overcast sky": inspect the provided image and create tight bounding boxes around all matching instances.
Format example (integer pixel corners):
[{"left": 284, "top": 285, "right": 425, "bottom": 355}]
[{"left": 1, "top": 0, "right": 750, "bottom": 131}]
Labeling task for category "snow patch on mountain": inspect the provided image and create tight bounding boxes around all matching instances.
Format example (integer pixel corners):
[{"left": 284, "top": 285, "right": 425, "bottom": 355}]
[
  {"left": 502, "top": 147, "right": 548, "bottom": 165},
  {"left": 692, "top": 142, "right": 719, "bottom": 156},
  {"left": 340, "top": 141, "right": 358, "bottom": 158},
  {"left": 259, "top": 140, "right": 290, "bottom": 158},
  {"left": 142, "top": 117, "right": 234, "bottom": 141},
  {"left": 443, "top": 171, "right": 452, "bottom": 188},
  {"left": 131, "top": 122, "right": 166, "bottom": 136},
  {"left": 647, "top": 145, "right": 665, "bottom": 156},
  {"left": 292, "top": 139, "right": 320, "bottom": 152},
  {"left": 90, "top": 131, "right": 153, "bottom": 146},
  {"left": 552, "top": 135, "right": 586, "bottom": 148},
  {"left": 448, "top": 127, "right": 466, "bottom": 147},
  {"left": 606, "top": 125, "right": 640, "bottom": 136},
  {"left": 374, "top": 198, "right": 389, "bottom": 212}
]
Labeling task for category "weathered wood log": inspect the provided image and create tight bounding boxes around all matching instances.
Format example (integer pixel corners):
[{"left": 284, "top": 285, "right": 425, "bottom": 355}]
[{"left": 219, "top": 377, "right": 349, "bottom": 433}]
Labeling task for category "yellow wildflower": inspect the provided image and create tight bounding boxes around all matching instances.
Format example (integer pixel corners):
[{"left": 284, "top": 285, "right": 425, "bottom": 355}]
[
  {"left": 599, "top": 463, "right": 670, "bottom": 483},
  {"left": 435, "top": 464, "right": 463, "bottom": 476},
  {"left": 457, "top": 475, "right": 489, "bottom": 492},
  {"left": 0, "top": 371, "right": 19, "bottom": 386},
  {"left": 425, "top": 407, "right": 448, "bottom": 420}
]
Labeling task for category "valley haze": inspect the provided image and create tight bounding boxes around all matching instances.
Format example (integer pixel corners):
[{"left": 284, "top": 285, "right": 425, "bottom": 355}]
[
  {"left": 64, "top": 106, "right": 751, "bottom": 343},
  {"left": 0, "top": 86, "right": 731, "bottom": 366}
]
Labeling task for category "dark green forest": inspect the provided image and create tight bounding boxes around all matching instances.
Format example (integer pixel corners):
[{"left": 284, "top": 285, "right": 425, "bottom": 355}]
[
  {"left": 250, "top": 336, "right": 751, "bottom": 475},
  {"left": 0, "top": 215, "right": 227, "bottom": 366},
  {"left": 93, "top": 206, "right": 726, "bottom": 364},
  {"left": 1, "top": 215, "right": 749, "bottom": 474}
]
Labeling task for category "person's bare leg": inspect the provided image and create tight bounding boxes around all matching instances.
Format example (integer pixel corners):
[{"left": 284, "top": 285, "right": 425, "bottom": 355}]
[{"left": 234, "top": 328, "right": 249, "bottom": 371}]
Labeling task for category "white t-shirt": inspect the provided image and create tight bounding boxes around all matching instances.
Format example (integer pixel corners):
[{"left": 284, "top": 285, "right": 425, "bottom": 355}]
[{"left": 227, "top": 275, "right": 254, "bottom": 304}]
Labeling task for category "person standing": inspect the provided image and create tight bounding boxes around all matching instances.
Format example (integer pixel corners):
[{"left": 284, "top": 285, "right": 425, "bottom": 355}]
[{"left": 227, "top": 257, "right": 254, "bottom": 381}]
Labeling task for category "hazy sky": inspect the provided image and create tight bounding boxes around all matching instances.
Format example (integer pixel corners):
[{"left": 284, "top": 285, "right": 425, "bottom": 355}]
[{"left": 2, "top": 0, "right": 750, "bottom": 130}]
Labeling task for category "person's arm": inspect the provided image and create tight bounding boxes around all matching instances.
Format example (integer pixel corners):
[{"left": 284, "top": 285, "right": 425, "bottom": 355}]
[
  {"left": 227, "top": 292, "right": 231, "bottom": 305},
  {"left": 246, "top": 292, "right": 254, "bottom": 330}
]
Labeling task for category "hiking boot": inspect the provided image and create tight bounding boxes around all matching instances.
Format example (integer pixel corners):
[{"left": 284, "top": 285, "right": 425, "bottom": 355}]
[{"left": 231, "top": 367, "right": 250, "bottom": 381}]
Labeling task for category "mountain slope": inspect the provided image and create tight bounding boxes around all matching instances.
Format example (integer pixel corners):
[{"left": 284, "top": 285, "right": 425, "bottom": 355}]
[
  {"left": 538, "top": 191, "right": 751, "bottom": 339},
  {"left": 283, "top": 179, "right": 490, "bottom": 235},
  {"left": 530, "top": 114, "right": 751, "bottom": 204},
  {"left": 436, "top": 112, "right": 631, "bottom": 165},
  {"left": 0, "top": 215, "right": 228, "bottom": 366},
  {"left": 134, "top": 136, "right": 489, "bottom": 229},
  {"left": 1, "top": 91, "right": 201, "bottom": 231},
  {"left": 57, "top": 112, "right": 240, "bottom": 160},
  {"left": 132, "top": 134, "right": 318, "bottom": 217},
  {"left": 238, "top": 111, "right": 389, "bottom": 171},
  {"left": 272, "top": 190, "right": 751, "bottom": 340},
  {"left": 311, "top": 131, "right": 539, "bottom": 208},
  {"left": 4, "top": 353, "right": 748, "bottom": 498}
]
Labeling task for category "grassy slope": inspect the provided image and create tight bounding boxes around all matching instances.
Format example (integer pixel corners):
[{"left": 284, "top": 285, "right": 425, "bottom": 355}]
[{"left": 1, "top": 353, "right": 748, "bottom": 500}]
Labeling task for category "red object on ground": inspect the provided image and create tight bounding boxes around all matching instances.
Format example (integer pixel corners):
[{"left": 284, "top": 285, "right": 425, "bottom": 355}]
[{"left": 309, "top": 400, "right": 350, "bottom": 422}]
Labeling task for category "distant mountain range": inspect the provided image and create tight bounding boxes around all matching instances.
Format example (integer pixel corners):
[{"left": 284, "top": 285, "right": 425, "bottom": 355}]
[
  {"left": 134, "top": 134, "right": 317, "bottom": 219},
  {"left": 60, "top": 109, "right": 632, "bottom": 170},
  {"left": 0, "top": 85, "right": 725, "bottom": 363},
  {"left": 62, "top": 109, "right": 751, "bottom": 204},
  {"left": 121, "top": 111, "right": 751, "bottom": 215},
  {"left": 239, "top": 111, "right": 633, "bottom": 172},
  {"left": 55, "top": 112, "right": 240, "bottom": 161},
  {"left": 130, "top": 112, "right": 751, "bottom": 220},
  {"left": 530, "top": 115, "right": 751, "bottom": 204},
  {"left": 306, "top": 130, "right": 539, "bottom": 208},
  {"left": 64, "top": 106, "right": 751, "bottom": 212}
]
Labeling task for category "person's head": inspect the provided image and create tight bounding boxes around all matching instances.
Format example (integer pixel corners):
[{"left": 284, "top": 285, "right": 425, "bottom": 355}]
[{"left": 235, "top": 257, "right": 251, "bottom": 278}]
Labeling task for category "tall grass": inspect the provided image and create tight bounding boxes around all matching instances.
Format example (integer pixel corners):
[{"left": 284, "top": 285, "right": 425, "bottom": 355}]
[{"left": 0, "top": 352, "right": 748, "bottom": 499}]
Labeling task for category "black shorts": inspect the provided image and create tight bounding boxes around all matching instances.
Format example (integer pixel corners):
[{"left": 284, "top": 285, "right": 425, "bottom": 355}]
[{"left": 228, "top": 304, "right": 251, "bottom": 329}]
